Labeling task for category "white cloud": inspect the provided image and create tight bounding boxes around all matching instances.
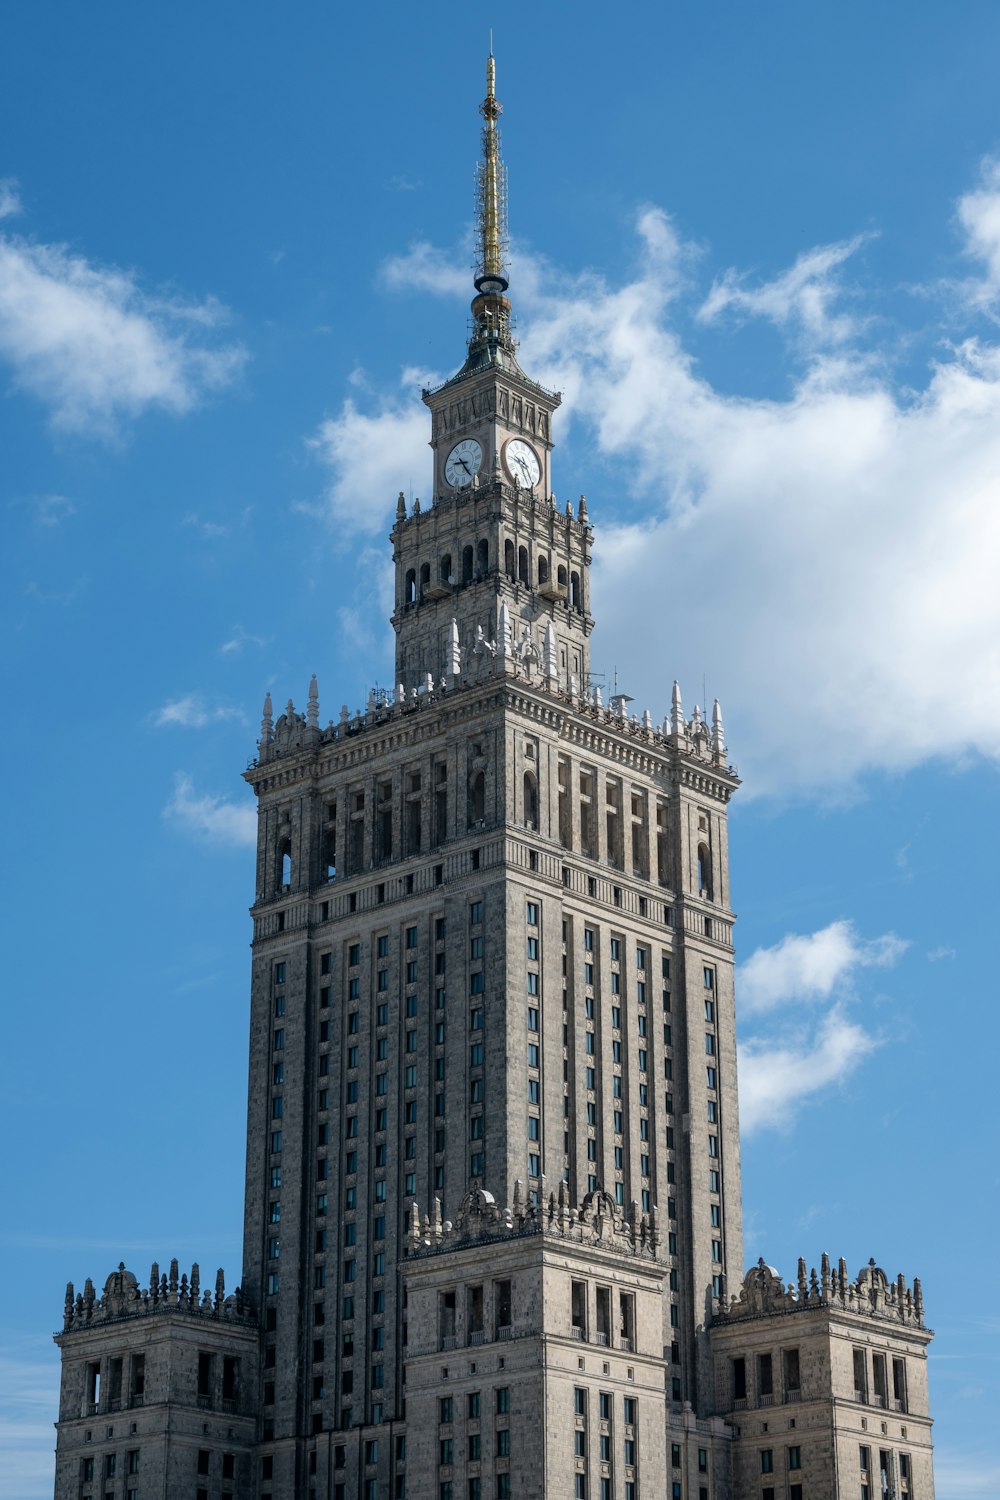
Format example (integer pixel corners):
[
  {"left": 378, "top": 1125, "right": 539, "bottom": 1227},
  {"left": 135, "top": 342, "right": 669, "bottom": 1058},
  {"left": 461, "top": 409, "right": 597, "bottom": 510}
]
[
  {"left": 738, "top": 1004, "right": 879, "bottom": 1132},
  {"left": 163, "top": 773, "right": 256, "bottom": 847},
  {"left": 181, "top": 511, "right": 229, "bottom": 539},
  {"left": 957, "top": 155, "right": 1000, "bottom": 307},
  {"left": 150, "top": 695, "right": 244, "bottom": 730},
  {"left": 0, "top": 179, "right": 22, "bottom": 220},
  {"left": 382, "top": 240, "right": 469, "bottom": 297},
  {"left": 698, "top": 234, "right": 871, "bottom": 344},
  {"left": 309, "top": 372, "right": 436, "bottom": 535},
  {"left": 737, "top": 920, "right": 908, "bottom": 1015},
  {"left": 928, "top": 945, "right": 956, "bottom": 962},
  {"left": 0, "top": 229, "right": 244, "bottom": 432}
]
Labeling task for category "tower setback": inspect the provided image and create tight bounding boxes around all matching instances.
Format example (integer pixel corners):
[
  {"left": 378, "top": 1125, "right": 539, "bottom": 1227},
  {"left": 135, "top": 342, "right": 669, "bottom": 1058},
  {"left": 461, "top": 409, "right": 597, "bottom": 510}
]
[{"left": 51, "top": 52, "right": 935, "bottom": 1500}]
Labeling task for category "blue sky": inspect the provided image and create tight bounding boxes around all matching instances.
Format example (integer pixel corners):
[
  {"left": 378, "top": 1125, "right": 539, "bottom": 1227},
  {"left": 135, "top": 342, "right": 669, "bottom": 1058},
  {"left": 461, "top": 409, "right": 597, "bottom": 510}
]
[{"left": 2, "top": 2, "right": 999, "bottom": 1494}]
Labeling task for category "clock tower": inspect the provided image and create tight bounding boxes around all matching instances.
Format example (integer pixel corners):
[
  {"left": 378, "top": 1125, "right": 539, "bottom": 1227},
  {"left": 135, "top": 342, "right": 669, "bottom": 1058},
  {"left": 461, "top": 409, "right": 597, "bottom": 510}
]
[{"left": 390, "top": 54, "right": 593, "bottom": 693}]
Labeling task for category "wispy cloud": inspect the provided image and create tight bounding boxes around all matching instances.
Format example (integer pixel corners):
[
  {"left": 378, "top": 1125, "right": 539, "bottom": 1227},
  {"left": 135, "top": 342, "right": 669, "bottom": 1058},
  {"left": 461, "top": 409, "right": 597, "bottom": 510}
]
[
  {"left": 737, "top": 920, "right": 908, "bottom": 1015},
  {"left": 181, "top": 510, "right": 229, "bottom": 539},
  {"left": 10, "top": 492, "right": 77, "bottom": 527},
  {"left": 933, "top": 1452, "right": 1000, "bottom": 1500},
  {"left": 150, "top": 695, "right": 245, "bottom": 730},
  {"left": 163, "top": 773, "right": 256, "bottom": 847},
  {"left": 0, "top": 1338, "right": 60, "bottom": 1500},
  {"left": 219, "top": 626, "right": 269, "bottom": 655},
  {"left": 738, "top": 1003, "right": 880, "bottom": 1133},
  {"left": 928, "top": 945, "right": 957, "bottom": 962},
  {"left": 0, "top": 217, "right": 244, "bottom": 433},
  {"left": 0, "top": 178, "right": 22, "bottom": 220},
  {"left": 382, "top": 240, "right": 469, "bottom": 297},
  {"left": 698, "top": 234, "right": 873, "bottom": 345}
]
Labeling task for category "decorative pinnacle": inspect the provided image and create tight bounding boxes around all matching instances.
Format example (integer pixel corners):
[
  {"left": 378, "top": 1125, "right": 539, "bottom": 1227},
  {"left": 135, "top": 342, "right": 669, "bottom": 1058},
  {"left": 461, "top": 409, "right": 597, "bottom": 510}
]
[{"left": 475, "top": 50, "right": 508, "bottom": 295}]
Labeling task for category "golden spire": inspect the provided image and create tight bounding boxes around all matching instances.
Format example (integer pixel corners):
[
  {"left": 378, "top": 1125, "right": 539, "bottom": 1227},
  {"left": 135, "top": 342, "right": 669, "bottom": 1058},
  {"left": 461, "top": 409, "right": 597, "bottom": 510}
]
[{"left": 476, "top": 47, "right": 508, "bottom": 295}]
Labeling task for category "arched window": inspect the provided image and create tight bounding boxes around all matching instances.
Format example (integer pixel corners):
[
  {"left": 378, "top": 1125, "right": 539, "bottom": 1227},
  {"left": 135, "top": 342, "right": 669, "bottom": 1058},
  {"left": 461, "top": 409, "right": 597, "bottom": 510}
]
[
  {"left": 523, "top": 771, "right": 539, "bottom": 830},
  {"left": 557, "top": 564, "right": 567, "bottom": 588},
  {"left": 462, "top": 545, "right": 474, "bottom": 585},
  {"left": 420, "top": 562, "right": 430, "bottom": 593},
  {"left": 698, "top": 844, "right": 713, "bottom": 899},
  {"left": 538, "top": 555, "right": 549, "bottom": 585},
  {"left": 570, "top": 570, "right": 581, "bottom": 608},
  {"left": 477, "top": 538, "right": 489, "bottom": 576},
  {"left": 504, "top": 539, "right": 515, "bottom": 579},
  {"left": 405, "top": 568, "right": 416, "bottom": 604},
  {"left": 278, "top": 838, "right": 292, "bottom": 890},
  {"left": 518, "top": 546, "right": 529, "bottom": 585},
  {"left": 441, "top": 553, "right": 453, "bottom": 585},
  {"left": 469, "top": 771, "right": 485, "bottom": 827}
]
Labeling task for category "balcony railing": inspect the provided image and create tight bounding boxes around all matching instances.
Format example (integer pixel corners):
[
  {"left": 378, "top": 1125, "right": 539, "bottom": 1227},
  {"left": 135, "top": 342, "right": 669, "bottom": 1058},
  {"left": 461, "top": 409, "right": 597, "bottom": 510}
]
[{"left": 785, "top": 1389, "right": 801, "bottom": 1404}]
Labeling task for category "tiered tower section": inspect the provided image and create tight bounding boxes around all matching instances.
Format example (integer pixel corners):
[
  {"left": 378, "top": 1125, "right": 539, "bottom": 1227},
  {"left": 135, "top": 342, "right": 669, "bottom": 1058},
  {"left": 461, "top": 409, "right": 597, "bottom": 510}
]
[{"left": 52, "top": 1260, "right": 258, "bottom": 1500}]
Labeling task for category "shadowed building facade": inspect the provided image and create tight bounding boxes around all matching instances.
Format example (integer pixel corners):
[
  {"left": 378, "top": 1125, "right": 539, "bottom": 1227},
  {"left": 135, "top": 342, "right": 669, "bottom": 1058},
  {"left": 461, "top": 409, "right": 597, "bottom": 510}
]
[{"left": 51, "top": 53, "right": 935, "bottom": 1500}]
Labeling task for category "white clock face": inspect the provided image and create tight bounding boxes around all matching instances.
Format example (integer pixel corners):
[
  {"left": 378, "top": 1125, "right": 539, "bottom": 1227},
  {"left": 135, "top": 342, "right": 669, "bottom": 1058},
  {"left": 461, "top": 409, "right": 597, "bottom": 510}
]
[
  {"left": 505, "top": 439, "right": 541, "bottom": 488},
  {"left": 445, "top": 438, "right": 483, "bottom": 489}
]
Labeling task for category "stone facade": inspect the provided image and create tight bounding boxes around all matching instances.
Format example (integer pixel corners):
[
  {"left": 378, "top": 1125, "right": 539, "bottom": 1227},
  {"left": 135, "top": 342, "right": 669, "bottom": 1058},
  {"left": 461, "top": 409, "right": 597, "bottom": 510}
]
[
  {"left": 710, "top": 1258, "right": 933, "bottom": 1500},
  {"left": 49, "top": 51, "right": 936, "bottom": 1500},
  {"left": 53, "top": 1262, "right": 258, "bottom": 1500}
]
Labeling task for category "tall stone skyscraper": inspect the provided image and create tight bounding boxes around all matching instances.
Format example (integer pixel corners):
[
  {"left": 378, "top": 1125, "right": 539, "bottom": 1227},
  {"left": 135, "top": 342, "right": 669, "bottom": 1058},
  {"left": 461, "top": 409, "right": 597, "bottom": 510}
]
[{"left": 51, "top": 54, "right": 935, "bottom": 1500}]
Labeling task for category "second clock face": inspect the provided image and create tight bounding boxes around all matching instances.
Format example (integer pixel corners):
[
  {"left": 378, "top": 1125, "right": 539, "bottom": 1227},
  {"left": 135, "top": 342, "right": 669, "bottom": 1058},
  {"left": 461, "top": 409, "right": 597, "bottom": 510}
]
[
  {"left": 505, "top": 439, "right": 541, "bottom": 488},
  {"left": 445, "top": 439, "right": 483, "bottom": 488}
]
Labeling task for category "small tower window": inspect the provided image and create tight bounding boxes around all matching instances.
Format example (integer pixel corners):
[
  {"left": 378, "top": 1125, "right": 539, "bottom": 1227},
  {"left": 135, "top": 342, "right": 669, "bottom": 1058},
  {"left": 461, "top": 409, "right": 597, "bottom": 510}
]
[
  {"left": 477, "top": 539, "right": 489, "bottom": 576},
  {"left": 698, "top": 844, "right": 712, "bottom": 899},
  {"left": 462, "top": 545, "right": 474, "bottom": 585},
  {"left": 523, "top": 771, "right": 538, "bottom": 831},
  {"left": 557, "top": 564, "right": 567, "bottom": 588},
  {"left": 441, "top": 554, "right": 453, "bottom": 585},
  {"left": 420, "top": 562, "right": 431, "bottom": 593},
  {"left": 469, "top": 771, "right": 486, "bottom": 827},
  {"left": 570, "top": 571, "right": 581, "bottom": 608},
  {"left": 518, "top": 546, "right": 529, "bottom": 585},
  {"left": 278, "top": 838, "right": 292, "bottom": 890},
  {"left": 538, "top": 555, "right": 549, "bottom": 585},
  {"left": 405, "top": 569, "right": 417, "bottom": 604},
  {"left": 504, "top": 539, "right": 515, "bottom": 579}
]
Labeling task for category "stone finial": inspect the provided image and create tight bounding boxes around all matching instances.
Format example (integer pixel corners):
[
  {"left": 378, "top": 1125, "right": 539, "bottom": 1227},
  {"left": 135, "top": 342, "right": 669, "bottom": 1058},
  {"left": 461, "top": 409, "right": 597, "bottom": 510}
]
[
  {"left": 412, "top": 497, "right": 421, "bottom": 515},
  {"left": 797, "top": 1257, "right": 808, "bottom": 1298},
  {"left": 150, "top": 1263, "right": 159, "bottom": 1303},
  {"left": 711, "top": 697, "right": 725, "bottom": 756},
  {"left": 512, "top": 1178, "right": 524, "bottom": 1218},
  {"left": 396, "top": 682, "right": 406, "bottom": 704},
  {"left": 307, "top": 675, "right": 319, "bottom": 727},
  {"left": 448, "top": 618, "right": 462, "bottom": 677},
  {"left": 423, "top": 672, "right": 434, "bottom": 696},
  {"left": 215, "top": 1268, "right": 225, "bottom": 1311},
  {"left": 671, "top": 680, "right": 684, "bottom": 736},
  {"left": 396, "top": 491, "right": 406, "bottom": 520},
  {"left": 820, "top": 1251, "right": 831, "bottom": 1298},
  {"left": 543, "top": 621, "right": 558, "bottom": 684},
  {"left": 593, "top": 685, "right": 603, "bottom": 709},
  {"left": 261, "top": 692, "right": 273, "bottom": 743},
  {"left": 432, "top": 1196, "right": 443, "bottom": 1240},
  {"left": 169, "top": 1258, "right": 179, "bottom": 1296},
  {"left": 190, "top": 1263, "right": 200, "bottom": 1303},
  {"left": 691, "top": 702, "right": 702, "bottom": 732},
  {"left": 566, "top": 497, "right": 574, "bottom": 517},
  {"left": 914, "top": 1277, "right": 923, "bottom": 1322},
  {"left": 642, "top": 708, "right": 652, "bottom": 731},
  {"left": 497, "top": 600, "right": 512, "bottom": 659},
  {"left": 578, "top": 494, "right": 588, "bottom": 521},
  {"left": 408, "top": 1200, "right": 420, "bottom": 1245}
]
